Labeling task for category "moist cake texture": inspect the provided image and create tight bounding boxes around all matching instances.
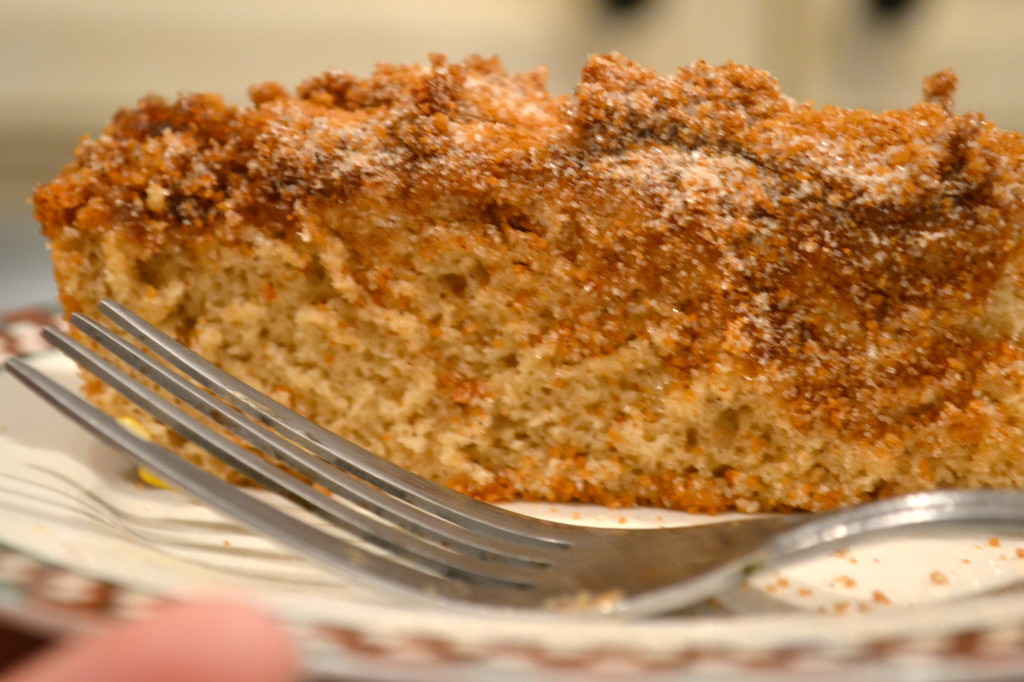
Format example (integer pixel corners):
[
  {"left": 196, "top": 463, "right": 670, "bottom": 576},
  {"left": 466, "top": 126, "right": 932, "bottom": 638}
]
[{"left": 33, "top": 54, "right": 1024, "bottom": 512}]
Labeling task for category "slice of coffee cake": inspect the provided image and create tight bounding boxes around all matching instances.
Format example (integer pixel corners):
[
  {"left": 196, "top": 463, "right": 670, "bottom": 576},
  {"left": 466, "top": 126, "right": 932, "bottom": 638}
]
[{"left": 34, "top": 54, "right": 1024, "bottom": 512}]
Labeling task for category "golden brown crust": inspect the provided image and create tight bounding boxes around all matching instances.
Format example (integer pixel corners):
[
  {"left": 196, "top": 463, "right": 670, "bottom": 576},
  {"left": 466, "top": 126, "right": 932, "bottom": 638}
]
[{"left": 34, "top": 54, "right": 1024, "bottom": 511}]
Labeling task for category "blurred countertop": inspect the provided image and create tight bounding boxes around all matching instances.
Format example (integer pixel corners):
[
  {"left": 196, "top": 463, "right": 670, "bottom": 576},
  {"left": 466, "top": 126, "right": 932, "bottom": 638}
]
[{"left": 3, "top": 0, "right": 1024, "bottom": 311}]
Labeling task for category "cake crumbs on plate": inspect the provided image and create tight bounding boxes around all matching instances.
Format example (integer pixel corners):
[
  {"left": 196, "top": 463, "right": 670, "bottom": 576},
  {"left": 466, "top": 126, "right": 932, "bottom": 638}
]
[
  {"left": 872, "top": 590, "right": 892, "bottom": 605},
  {"left": 832, "top": 575, "right": 857, "bottom": 589}
]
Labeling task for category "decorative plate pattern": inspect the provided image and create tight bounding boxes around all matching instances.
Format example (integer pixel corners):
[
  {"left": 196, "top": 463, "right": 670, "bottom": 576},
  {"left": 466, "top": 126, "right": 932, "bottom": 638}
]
[{"left": 3, "top": 308, "right": 1024, "bottom": 681}]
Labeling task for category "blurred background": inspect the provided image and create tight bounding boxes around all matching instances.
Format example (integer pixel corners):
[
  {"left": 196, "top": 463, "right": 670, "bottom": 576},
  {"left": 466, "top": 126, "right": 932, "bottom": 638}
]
[{"left": 3, "top": 0, "right": 1024, "bottom": 312}]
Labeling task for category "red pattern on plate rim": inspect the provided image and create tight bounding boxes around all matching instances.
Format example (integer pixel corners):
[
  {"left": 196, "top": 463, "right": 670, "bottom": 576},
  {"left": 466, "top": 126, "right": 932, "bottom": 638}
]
[{"left": 0, "top": 307, "right": 62, "bottom": 362}]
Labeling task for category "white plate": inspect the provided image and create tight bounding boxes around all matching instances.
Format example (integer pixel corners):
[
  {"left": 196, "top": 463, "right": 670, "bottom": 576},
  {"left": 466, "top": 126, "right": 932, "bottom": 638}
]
[{"left": 2, "top": 314, "right": 1024, "bottom": 681}]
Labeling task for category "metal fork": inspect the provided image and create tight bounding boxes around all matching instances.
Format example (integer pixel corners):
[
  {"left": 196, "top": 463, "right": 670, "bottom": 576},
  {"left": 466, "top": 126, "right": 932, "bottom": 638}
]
[{"left": 6, "top": 300, "right": 1024, "bottom": 617}]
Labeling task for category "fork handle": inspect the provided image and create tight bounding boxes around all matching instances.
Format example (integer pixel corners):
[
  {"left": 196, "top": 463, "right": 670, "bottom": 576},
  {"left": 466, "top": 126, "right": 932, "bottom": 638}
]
[{"left": 767, "top": 489, "right": 1024, "bottom": 562}]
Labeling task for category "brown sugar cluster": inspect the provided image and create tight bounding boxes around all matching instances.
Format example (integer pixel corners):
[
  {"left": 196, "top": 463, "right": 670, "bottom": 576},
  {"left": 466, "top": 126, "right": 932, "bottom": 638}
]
[{"left": 34, "top": 54, "right": 1024, "bottom": 512}]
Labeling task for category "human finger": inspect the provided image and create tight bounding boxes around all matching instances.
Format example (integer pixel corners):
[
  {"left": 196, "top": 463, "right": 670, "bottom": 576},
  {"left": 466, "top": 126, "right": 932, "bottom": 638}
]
[{"left": 1, "top": 598, "right": 299, "bottom": 682}]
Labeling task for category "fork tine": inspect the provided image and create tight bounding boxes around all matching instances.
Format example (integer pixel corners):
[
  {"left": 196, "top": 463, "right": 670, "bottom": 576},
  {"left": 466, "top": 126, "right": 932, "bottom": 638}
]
[
  {"left": 98, "top": 300, "right": 571, "bottom": 545},
  {"left": 38, "top": 326, "right": 549, "bottom": 588},
  {"left": 4, "top": 356, "right": 556, "bottom": 608},
  {"left": 69, "top": 314, "right": 561, "bottom": 564}
]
